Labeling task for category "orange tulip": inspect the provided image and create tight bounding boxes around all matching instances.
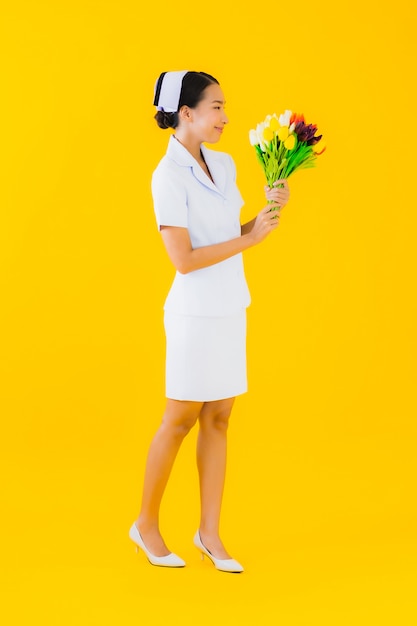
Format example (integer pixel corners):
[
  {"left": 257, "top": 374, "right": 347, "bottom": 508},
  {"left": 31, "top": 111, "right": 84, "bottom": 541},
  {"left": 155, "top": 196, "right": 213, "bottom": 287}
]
[{"left": 290, "top": 112, "right": 305, "bottom": 125}]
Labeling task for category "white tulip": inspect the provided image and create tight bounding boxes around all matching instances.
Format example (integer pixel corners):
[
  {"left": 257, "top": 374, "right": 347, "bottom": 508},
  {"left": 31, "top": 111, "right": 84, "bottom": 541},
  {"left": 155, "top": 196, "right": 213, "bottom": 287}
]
[
  {"left": 256, "top": 122, "right": 267, "bottom": 152},
  {"left": 249, "top": 129, "right": 258, "bottom": 146},
  {"left": 279, "top": 109, "right": 292, "bottom": 127}
]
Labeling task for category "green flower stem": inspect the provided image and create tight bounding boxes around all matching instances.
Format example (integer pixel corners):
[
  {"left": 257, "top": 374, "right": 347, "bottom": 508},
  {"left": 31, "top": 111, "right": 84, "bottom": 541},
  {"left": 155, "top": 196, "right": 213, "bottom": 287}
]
[{"left": 254, "top": 138, "right": 318, "bottom": 211}]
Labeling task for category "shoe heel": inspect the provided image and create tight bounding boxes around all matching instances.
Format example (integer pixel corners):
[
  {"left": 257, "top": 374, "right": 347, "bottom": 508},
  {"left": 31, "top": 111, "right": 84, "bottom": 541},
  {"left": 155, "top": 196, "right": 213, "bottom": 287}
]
[
  {"left": 129, "top": 522, "right": 186, "bottom": 567},
  {"left": 193, "top": 529, "right": 244, "bottom": 573}
]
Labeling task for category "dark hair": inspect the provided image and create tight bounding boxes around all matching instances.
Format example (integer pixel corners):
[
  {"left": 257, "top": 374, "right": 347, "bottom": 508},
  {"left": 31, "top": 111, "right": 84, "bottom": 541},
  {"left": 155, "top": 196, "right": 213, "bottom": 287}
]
[{"left": 154, "top": 71, "right": 219, "bottom": 130}]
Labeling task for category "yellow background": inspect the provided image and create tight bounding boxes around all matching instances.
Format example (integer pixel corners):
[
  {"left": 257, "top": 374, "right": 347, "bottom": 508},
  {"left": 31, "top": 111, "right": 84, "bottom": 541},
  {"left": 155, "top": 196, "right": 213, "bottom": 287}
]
[{"left": 1, "top": 1, "right": 416, "bottom": 624}]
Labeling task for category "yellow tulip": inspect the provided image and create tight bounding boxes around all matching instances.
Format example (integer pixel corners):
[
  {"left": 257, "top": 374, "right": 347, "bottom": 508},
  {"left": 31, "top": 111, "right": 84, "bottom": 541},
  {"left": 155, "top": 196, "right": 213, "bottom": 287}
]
[
  {"left": 270, "top": 116, "right": 279, "bottom": 131},
  {"left": 277, "top": 126, "right": 289, "bottom": 142},
  {"left": 263, "top": 126, "right": 274, "bottom": 142},
  {"left": 284, "top": 134, "right": 295, "bottom": 150}
]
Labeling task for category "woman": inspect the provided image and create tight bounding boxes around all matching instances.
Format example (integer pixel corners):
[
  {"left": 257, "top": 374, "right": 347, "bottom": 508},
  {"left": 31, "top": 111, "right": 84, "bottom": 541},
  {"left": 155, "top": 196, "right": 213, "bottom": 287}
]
[{"left": 129, "top": 71, "right": 290, "bottom": 572}]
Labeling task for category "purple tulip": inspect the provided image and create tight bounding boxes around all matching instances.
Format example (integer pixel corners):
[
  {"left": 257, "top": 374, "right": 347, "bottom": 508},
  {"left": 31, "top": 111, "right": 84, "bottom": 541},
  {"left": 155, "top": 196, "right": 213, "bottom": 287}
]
[{"left": 295, "top": 121, "right": 320, "bottom": 144}]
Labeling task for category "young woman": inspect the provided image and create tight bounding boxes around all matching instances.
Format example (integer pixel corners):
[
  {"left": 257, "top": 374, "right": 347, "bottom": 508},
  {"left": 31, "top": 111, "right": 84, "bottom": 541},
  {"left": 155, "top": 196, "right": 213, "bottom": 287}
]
[{"left": 129, "top": 71, "right": 290, "bottom": 572}]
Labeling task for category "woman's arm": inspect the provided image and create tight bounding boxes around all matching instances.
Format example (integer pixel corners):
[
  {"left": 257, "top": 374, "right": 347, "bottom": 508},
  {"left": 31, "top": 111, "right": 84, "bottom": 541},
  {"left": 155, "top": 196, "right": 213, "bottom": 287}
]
[
  {"left": 241, "top": 217, "right": 257, "bottom": 235},
  {"left": 160, "top": 201, "right": 280, "bottom": 275}
]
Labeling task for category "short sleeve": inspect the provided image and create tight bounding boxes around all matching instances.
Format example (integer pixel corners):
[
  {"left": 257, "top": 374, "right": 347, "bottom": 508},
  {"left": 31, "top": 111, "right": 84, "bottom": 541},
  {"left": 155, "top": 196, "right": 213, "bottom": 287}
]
[{"left": 151, "top": 164, "right": 188, "bottom": 230}]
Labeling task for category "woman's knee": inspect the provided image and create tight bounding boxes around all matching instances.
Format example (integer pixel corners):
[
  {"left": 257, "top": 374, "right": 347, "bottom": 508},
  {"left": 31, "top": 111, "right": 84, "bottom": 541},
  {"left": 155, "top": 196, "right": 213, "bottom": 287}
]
[
  {"left": 200, "top": 400, "right": 234, "bottom": 432},
  {"left": 162, "top": 400, "right": 201, "bottom": 439}
]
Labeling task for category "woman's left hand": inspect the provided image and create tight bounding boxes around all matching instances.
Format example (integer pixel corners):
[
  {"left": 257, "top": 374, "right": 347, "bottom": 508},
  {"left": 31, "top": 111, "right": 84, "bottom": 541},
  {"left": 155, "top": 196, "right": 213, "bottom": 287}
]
[{"left": 265, "top": 179, "right": 290, "bottom": 210}]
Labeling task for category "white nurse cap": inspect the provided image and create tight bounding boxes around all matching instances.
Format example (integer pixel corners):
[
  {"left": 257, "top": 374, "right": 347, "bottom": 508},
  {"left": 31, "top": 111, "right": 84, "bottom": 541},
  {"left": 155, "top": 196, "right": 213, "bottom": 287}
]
[{"left": 153, "top": 70, "right": 189, "bottom": 113}]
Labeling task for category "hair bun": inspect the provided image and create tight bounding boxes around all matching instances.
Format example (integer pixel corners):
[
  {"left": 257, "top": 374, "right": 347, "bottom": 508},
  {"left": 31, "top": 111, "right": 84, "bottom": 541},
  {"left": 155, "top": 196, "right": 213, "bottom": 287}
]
[{"left": 154, "top": 110, "right": 177, "bottom": 129}]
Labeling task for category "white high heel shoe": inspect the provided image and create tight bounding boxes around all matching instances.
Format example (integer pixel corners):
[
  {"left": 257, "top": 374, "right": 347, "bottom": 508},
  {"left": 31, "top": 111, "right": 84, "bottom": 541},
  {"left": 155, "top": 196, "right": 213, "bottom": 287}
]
[
  {"left": 193, "top": 530, "right": 244, "bottom": 573},
  {"left": 129, "top": 523, "right": 185, "bottom": 568}
]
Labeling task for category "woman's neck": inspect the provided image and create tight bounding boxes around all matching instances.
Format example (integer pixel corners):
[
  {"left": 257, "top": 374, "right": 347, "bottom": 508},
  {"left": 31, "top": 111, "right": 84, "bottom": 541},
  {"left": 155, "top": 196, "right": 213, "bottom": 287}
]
[
  {"left": 173, "top": 134, "right": 213, "bottom": 182},
  {"left": 173, "top": 133, "right": 202, "bottom": 163}
]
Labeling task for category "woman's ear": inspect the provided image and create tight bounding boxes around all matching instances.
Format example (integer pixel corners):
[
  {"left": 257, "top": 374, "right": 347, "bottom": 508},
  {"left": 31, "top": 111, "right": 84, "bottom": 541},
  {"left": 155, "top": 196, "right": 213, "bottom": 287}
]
[{"left": 178, "top": 105, "right": 192, "bottom": 123}]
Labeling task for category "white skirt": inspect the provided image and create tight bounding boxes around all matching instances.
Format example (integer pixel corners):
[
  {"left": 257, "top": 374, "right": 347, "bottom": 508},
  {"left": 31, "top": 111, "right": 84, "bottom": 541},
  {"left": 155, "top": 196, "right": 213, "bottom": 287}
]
[{"left": 164, "top": 310, "right": 247, "bottom": 402}]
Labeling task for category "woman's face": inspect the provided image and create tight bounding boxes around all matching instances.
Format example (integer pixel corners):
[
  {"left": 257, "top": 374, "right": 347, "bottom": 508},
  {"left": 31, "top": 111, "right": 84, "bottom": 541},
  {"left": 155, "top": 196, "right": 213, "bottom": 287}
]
[{"left": 184, "top": 83, "right": 229, "bottom": 143}]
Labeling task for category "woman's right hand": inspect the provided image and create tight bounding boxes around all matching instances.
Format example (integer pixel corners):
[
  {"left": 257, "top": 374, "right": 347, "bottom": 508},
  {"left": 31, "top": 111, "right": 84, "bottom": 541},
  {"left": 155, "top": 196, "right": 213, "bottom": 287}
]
[{"left": 248, "top": 202, "right": 281, "bottom": 244}]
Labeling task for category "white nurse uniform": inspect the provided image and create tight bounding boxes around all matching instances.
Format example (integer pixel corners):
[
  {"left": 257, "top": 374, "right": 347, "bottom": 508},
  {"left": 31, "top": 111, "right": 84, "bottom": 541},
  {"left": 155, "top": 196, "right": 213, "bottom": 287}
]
[{"left": 152, "top": 135, "right": 251, "bottom": 401}]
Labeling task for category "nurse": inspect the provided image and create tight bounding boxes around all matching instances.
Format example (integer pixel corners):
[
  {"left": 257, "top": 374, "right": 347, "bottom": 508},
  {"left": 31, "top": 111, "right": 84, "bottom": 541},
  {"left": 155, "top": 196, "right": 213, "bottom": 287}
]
[{"left": 129, "top": 71, "right": 290, "bottom": 572}]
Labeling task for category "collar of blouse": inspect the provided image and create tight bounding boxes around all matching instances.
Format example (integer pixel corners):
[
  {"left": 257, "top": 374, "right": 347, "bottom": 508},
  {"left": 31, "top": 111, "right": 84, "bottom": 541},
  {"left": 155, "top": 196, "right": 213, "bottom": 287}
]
[{"left": 167, "top": 135, "right": 227, "bottom": 196}]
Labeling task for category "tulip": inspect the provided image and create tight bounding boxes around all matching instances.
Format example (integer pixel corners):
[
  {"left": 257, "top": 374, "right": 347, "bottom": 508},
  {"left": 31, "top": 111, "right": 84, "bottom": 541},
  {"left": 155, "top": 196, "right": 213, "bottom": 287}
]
[
  {"left": 256, "top": 122, "right": 265, "bottom": 137},
  {"left": 249, "top": 129, "right": 259, "bottom": 146},
  {"left": 290, "top": 112, "right": 306, "bottom": 125},
  {"left": 263, "top": 126, "right": 274, "bottom": 142},
  {"left": 295, "top": 121, "right": 318, "bottom": 143},
  {"left": 284, "top": 134, "right": 296, "bottom": 150},
  {"left": 277, "top": 126, "right": 289, "bottom": 142},
  {"left": 307, "top": 133, "right": 322, "bottom": 146},
  {"left": 270, "top": 115, "right": 280, "bottom": 131},
  {"left": 279, "top": 110, "right": 292, "bottom": 126},
  {"left": 256, "top": 122, "right": 269, "bottom": 152}
]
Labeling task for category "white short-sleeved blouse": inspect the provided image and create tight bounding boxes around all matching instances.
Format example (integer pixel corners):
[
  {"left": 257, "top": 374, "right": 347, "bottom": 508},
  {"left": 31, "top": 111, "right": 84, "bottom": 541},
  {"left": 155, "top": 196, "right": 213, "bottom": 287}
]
[{"left": 151, "top": 135, "right": 251, "bottom": 317}]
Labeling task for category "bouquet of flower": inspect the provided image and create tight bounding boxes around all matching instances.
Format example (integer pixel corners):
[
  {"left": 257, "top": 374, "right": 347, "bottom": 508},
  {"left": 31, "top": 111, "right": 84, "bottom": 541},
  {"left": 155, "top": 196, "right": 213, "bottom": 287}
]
[{"left": 249, "top": 110, "right": 326, "bottom": 189}]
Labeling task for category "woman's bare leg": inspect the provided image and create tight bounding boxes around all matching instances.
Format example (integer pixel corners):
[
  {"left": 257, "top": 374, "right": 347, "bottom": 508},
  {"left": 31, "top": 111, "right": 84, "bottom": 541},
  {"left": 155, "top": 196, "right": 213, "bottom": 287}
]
[
  {"left": 135, "top": 399, "right": 203, "bottom": 556},
  {"left": 196, "top": 397, "right": 235, "bottom": 559}
]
